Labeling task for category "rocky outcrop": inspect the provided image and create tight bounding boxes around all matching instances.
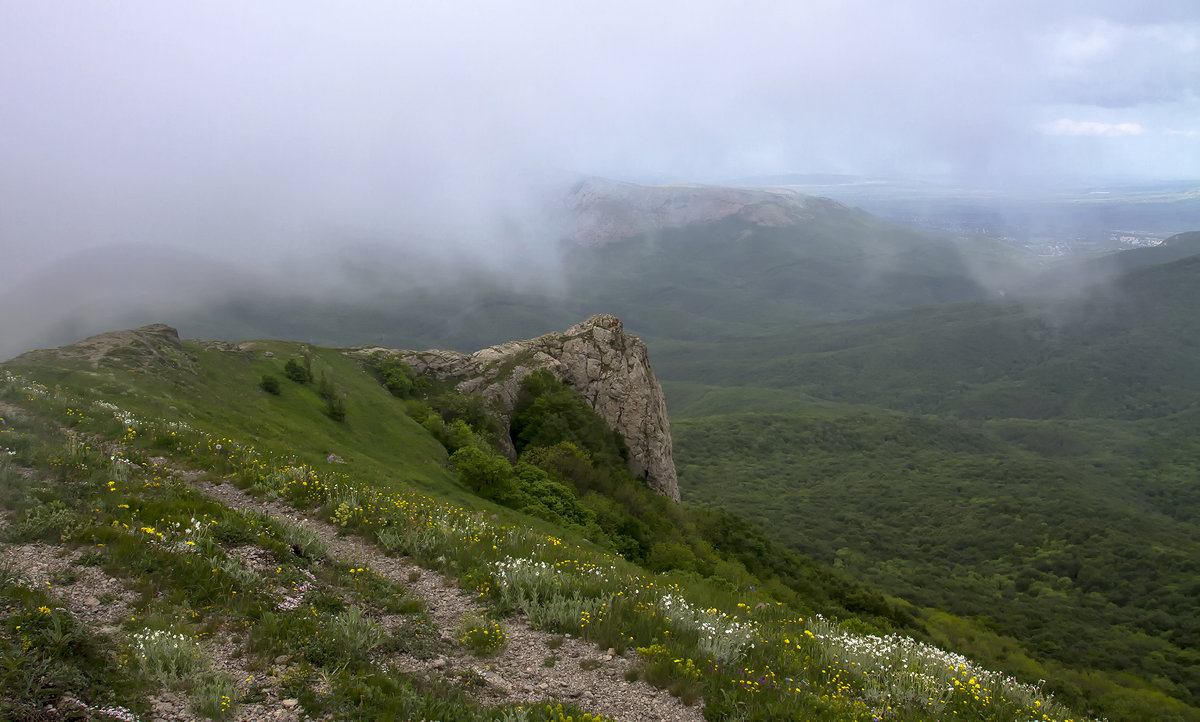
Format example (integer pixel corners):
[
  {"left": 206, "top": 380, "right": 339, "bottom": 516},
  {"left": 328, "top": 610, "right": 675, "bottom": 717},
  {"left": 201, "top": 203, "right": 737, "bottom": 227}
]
[
  {"left": 564, "top": 177, "right": 852, "bottom": 247},
  {"left": 8, "top": 323, "right": 198, "bottom": 372},
  {"left": 370, "top": 315, "right": 679, "bottom": 502}
]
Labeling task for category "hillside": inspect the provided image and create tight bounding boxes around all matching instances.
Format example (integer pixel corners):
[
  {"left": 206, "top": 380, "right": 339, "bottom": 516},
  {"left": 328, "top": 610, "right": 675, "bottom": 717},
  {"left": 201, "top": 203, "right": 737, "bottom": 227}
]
[
  {"left": 657, "top": 242, "right": 1200, "bottom": 420},
  {"left": 662, "top": 246, "right": 1200, "bottom": 720},
  {"left": 4, "top": 187, "right": 1196, "bottom": 720},
  {"left": 0, "top": 322, "right": 1091, "bottom": 721}
]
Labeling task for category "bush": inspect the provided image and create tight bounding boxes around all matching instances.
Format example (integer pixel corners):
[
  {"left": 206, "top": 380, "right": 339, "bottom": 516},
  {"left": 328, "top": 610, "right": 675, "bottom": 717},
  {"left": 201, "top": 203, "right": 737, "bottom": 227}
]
[
  {"left": 437, "top": 419, "right": 475, "bottom": 453},
  {"left": 500, "top": 462, "right": 600, "bottom": 533},
  {"left": 318, "top": 373, "right": 346, "bottom": 422},
  {"left": 456, "top": 615, "right": 506, "bottom": 656},
  {"left": 450, "top": 445, "right": 511, "bottom": 491},
  {"left": 424, "top": 391, "right": 501, "bottom": 439},
  {"left": 259, "top": 375, "right": 281, "bottom": 395},
  {"left": 365, "top": 352, "right": 419, "bottom": 398},
  {"left": 3, "top": 501, "right": 78, "bottom": 543},
  {"left": 511, "top": 370, "right": 628, "bottom": 468},
  {"left": 283, "top": 359, "right": 311, "bottom": 384}
]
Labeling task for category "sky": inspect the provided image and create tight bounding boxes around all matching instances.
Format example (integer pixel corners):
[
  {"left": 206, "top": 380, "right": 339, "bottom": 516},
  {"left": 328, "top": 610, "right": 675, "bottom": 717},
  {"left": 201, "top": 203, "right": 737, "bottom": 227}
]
[{"left": 1, "top": 1, "right": 1198, "bottom": 291}]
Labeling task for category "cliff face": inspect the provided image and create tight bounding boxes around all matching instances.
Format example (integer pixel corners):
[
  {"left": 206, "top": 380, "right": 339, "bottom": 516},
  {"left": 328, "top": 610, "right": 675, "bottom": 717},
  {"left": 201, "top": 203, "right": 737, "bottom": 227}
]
[{"left": 385, "top": 314, "right": 680, "bottom": 502}]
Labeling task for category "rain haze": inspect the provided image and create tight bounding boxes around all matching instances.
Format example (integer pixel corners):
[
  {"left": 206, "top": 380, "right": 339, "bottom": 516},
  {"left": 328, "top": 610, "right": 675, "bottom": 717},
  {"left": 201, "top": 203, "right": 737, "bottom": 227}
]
[{"left": 2, "top": 1, "right": 1199, "bottom": 354}]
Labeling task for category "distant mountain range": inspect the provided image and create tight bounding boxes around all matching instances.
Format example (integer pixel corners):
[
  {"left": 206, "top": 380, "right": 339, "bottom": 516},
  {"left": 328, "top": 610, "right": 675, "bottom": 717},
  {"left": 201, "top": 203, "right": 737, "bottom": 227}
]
[{"left": 5, "top": 176, "right": 1198, "bottom": 361}]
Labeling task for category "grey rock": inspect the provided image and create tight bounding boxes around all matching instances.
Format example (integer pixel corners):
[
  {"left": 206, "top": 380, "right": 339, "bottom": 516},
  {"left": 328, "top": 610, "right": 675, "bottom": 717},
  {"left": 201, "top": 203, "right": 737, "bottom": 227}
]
[
  {"left": 478, "top": 668, "right": 513, "bottom": 693},
  {"left": 366, "top": 315, "right": 679, "bottom": 501}
]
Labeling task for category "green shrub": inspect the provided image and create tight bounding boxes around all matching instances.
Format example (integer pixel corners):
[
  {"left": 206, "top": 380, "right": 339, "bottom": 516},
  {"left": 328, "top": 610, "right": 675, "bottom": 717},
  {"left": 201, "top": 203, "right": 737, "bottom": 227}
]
[
  {"left": 326, "top": 607, "right": 385, "bottom": 665},
  {"left": 2, "top": 500, "right": 78, "bottom": 543},
  {"left": 0, "top": 580, "right": 125, "bottom": 714},
  {"left": 364, "top": 352, "right": 419, "bottom": 398},
  {"left": 511, "top": 370, "right": 629, "bottom": 469},
  {"left": 191, "top": 672, "right": 238, "bottom": 720},
  {"left": 450, "top": 445, "right": 512, "bottom": 491},
  {"left": 318, "top": 373, "right": 346, "bottom": 422},
  {"left": 424, "top": 391, "right": 501, "bottom": 438},
  {"left": 438, "top": 419, "right": 475, "bottom": 453},
  {"left": 283, "top": 359, "right": 311, "bottom": 384},
  {"left": 456, "top": 615, "right": 506, "bottom": 656},
  {"left": 259, "top": 375, "right": 281, "bottom": 395}
]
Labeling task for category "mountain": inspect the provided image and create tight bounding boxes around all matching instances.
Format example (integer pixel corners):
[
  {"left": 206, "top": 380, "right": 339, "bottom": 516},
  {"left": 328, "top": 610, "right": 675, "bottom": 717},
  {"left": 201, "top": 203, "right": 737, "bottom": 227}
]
[
  {"left": 5, "top": 177, "right": 1197, "bottom": 718},
  {"left": 563, "top": 176, "right": 863, "bottom": 247},
  {"left": 654, "top": 240, "right": 1200, "bottom": 422},
  {"left": 2, "top": 177, "right": 1047, "bottom": 363},
  {"left": 0, "top": 319, "right": 1095, "bottom": 721},
  {"left": 142, "top": 178, "right": 1037, "bottom": 355}
]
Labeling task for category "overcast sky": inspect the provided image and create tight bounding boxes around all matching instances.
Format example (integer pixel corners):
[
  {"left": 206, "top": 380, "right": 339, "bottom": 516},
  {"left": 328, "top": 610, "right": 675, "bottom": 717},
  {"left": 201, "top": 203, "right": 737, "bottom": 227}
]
[{"left": 2, "top": 0, "right": 1199, "bottom": 285}]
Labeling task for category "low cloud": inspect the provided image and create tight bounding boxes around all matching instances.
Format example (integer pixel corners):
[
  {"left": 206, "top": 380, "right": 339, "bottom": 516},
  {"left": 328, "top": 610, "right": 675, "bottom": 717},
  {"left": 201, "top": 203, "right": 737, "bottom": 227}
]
[
  {"left": 1037, "top": 119, "right": 1146, "bottom": 136},
  {"left": 1, "top": 2, "right": 1198, "bottom": 356}
]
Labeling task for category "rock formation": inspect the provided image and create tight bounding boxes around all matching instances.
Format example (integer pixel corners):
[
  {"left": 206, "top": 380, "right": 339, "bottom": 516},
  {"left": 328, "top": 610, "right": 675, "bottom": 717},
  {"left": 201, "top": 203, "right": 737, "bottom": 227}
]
[
  {"left": 9, "top": 323, "right": 199, "bottom": 371},
  {"left": 372, "top": 314, "right": 680, "bottom": 502}
]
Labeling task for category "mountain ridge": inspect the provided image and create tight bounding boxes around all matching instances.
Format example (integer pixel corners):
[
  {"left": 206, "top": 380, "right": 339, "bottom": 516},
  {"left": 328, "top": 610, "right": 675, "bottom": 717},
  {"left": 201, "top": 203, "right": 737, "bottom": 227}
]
[{"left": 564, "top": 176, "right": 861, "bottom": 247}]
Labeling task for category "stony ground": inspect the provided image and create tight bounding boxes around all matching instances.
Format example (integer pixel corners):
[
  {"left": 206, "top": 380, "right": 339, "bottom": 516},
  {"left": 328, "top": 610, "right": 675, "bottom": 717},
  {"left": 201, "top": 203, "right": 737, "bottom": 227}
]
[{"left": 0, "top": 463, "right": 705, "bottom": 722}]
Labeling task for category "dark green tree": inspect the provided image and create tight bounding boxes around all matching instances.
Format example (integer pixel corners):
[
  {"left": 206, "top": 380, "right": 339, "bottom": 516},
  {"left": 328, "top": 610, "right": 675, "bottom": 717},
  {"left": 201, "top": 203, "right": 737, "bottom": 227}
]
[{"left": 284, "top": 358, "right": 311, "bottom": 384}]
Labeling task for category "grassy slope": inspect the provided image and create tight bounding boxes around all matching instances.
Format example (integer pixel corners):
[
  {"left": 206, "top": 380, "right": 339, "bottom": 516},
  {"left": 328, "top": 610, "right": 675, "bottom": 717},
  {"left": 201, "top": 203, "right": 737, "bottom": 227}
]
[
  {"left": 14, "top": 338, "right": 465, "bottom": 501},
  {"left": 2, "top": 330, "right": 1100, "bottom": 722}
]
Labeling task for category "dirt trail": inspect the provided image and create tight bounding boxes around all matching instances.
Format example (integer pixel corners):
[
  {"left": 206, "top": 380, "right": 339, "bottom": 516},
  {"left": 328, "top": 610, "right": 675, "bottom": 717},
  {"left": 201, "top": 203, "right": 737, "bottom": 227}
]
[
  {"left": 197, "top": 481, "right": 704, "bottom": 722},
  {"left": 0, "top": 472, "right": 703, "bottom": 720}
]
